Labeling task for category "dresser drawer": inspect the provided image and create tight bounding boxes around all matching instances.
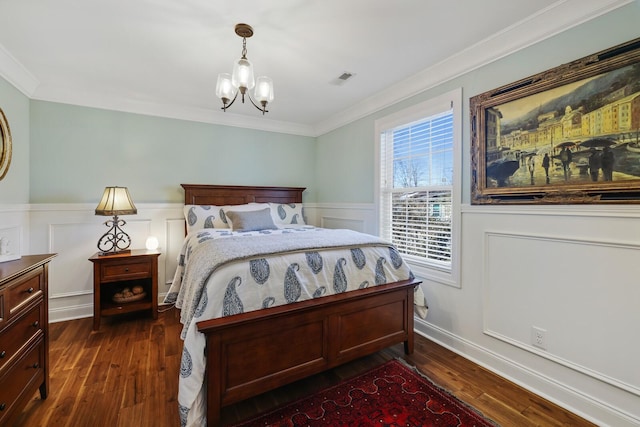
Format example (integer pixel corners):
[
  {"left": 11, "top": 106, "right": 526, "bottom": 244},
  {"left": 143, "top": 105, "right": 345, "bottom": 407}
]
[
  {"left": 6, "top": 268, "right": 43, "bottom": 317},
  {"left": 0, "top": 340, "right": 44, "bottom": 425},
  {"left": 0, "top": 302, "right": 43, "bottom": 373},
  {"left": 101, "top": 259, "right": 152, "bottom": 282}
]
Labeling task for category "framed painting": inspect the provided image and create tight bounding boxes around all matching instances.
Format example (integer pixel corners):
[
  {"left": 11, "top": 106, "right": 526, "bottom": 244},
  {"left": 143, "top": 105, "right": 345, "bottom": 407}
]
[
  {"left": 0, "top": 107, "right": 11, "bottom": 181},
  {"left": 471, "top": 37, "right": 640, "bottom": 204}
]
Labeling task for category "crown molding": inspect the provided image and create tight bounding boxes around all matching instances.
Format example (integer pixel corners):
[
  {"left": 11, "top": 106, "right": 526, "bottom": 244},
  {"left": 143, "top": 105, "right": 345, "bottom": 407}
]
[
  {"left": 0, "top": 43, "right": 39, "bottom": 95},
  {"left": 29, "top": 88, "right": 316, "bottom": 137},
  {"left": 0, "top": 0, "right": 632, "bottom": 138},
  {"left": 312, "top": 0, "right": 634, "bottom": 136}
]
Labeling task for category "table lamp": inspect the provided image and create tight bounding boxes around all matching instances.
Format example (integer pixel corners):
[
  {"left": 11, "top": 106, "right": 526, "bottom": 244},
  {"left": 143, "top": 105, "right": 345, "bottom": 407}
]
[{"left": 95, "top": 186, "right": 137, "bottom": 255}]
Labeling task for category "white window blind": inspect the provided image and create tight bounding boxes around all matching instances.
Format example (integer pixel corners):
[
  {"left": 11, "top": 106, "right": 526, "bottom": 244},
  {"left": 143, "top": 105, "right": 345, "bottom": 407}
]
[{"left": 380, "top": 109, "right": 454, "bottom": 269}]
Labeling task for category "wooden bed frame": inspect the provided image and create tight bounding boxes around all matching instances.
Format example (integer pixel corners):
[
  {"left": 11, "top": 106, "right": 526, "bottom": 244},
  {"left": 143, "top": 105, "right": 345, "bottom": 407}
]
[{"left": 181, "top": 184, "right": 421, "bottom": 426}]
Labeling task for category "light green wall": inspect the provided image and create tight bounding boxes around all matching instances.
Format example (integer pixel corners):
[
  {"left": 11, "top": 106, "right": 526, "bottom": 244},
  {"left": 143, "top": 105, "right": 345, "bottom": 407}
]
[
  {"left": 16, "top": 1, "right": 640, "bottom": 205},
  {"left": 315, "top": 1, "right": 640, "bottom": 204},
  {"left": 0, "top": 76, "right": 30, "bottom": 203},
  {"left": 29, "top": 101, "right": 316, "bottom": 203},
  {"left": 315, "top": 118, "right": 375, "bottom": 203}
]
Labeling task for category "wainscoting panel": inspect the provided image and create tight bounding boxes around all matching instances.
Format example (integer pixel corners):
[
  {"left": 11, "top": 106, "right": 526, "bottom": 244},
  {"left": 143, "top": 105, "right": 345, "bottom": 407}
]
[
  {"left": 0, "top": 205, "right": 29, "bottom": 255},
  {"left": 311, "top": 203, "right": 376, "bottom": 235},
  {"left": 28, "top": 203, "right": 183, "bottom": 322},
  {"left": 321, "top": 216, "right": 365, "bottom": 232},
  {"left": 164, "top": 218, "right": 186, "bottom": 287},
  {"left": 483, "top": 231, "right": 640, "bottom": 396},
  {"left": 48, "top": 222, "right": 107, "bottom": 298}
]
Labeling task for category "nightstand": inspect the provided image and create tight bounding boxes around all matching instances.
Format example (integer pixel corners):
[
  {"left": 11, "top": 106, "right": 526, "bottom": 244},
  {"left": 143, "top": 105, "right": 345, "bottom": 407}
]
[{"left": 89, "top": 249, "right": 160, "bottom": 330}]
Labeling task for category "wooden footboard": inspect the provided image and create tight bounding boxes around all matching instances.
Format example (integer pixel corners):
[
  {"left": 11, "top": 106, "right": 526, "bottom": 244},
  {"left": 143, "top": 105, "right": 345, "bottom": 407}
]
[{"left": 197, "top": 278, "right": 420, "bottom": 426}]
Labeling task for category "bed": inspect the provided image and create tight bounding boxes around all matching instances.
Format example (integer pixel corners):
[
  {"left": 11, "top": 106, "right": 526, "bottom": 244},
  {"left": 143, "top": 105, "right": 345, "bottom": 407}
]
[{"left": 167, "top": 184, "right": 426, "bottom": 426}]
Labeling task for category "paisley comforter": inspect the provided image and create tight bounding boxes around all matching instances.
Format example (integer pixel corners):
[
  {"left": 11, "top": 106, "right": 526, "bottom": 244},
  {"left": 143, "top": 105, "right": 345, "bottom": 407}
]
[{"left": 164, "top": 226, "right": 427, "bottom": 427}]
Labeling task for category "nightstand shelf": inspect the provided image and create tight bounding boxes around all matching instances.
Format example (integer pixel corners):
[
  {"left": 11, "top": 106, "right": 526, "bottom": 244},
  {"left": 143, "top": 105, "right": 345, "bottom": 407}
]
[{"left": 89, "top": 250, "right": 160, "bottom": 330}]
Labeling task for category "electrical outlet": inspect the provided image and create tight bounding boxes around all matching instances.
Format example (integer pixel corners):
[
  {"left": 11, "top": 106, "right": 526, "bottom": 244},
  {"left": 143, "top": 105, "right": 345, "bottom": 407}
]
[{"left": 532, "top": 326, "right": 547, "bottom": 350}]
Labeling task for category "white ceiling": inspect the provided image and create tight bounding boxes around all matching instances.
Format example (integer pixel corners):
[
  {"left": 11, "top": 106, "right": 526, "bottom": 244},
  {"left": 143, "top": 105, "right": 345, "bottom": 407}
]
[{"left": 0, "top": 0, "right": 631, "bottom": 136}]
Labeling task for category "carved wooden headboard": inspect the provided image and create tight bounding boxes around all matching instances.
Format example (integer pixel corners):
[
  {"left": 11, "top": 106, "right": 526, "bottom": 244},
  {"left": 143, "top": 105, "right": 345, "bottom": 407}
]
[{"left": 181, "top": 184, "right": 305, "bottom": 206}]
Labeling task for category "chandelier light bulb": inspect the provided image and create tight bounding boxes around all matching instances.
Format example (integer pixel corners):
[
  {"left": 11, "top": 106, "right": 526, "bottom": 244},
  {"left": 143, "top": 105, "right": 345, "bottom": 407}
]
[
  {"left": 216, "top": 73, "right": 236, "bottom": 103},
  {"left": 255, "top": 76, "right": 274, "bottom": 104},
  {"left": 232, "top": 58, "right": 255, "bottom": 92}
]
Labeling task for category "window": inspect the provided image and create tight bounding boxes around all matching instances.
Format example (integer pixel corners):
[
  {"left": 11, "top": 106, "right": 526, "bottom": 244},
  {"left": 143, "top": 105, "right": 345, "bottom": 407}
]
[{"left": 376, "top": 88, "right": 461, "bottom": 286}]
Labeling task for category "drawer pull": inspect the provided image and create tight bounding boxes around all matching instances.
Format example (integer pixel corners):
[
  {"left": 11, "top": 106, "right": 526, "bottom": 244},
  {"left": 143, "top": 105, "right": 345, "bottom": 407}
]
[
  {"left": 0, "top": 403, "right": 5, "bottom": 411},
  {"left": 0, "top": 351, "right": 5, "bottom": 358},
  {"left": 124, "top": 267, "right": 129, "bottom": 272},
  {"left": 32, "top": 363, "right": 39, "bottom": 369},
  {"left": 27, "top": 287, "right": 35, "bottom": 294},
  {"left": 33, "top": 321, "right": 40, "bottom": 328}
]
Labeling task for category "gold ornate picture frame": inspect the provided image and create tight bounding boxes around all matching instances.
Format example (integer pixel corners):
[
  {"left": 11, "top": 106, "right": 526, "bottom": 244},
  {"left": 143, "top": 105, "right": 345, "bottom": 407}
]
[
  {"left": 471, "top": 37, "right": 640, "bottom": 204},
  {"left": 0, "top": 108, "right": 12, "bottom": 180}
]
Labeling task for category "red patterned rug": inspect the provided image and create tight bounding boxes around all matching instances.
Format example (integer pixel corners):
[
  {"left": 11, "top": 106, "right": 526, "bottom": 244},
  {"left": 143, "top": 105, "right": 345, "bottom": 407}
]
[{"left": 231, "top": 359, "right": 498, "bottom": 427}]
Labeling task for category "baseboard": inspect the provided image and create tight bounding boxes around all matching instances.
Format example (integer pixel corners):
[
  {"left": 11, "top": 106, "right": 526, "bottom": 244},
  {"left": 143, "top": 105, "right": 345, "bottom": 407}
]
[
  {"left": 50, "top": 293, "right": 171, "bottom": 324},
  {"left": 413, "top": 317, "right": 639, "bottom": 427},
  {"left": 49, "top": 303, "right": 93, "bottom": 323}
]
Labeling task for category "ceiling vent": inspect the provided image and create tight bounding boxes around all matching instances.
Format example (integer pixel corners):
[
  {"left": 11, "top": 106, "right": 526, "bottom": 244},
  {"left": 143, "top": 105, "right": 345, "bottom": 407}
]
[{"left": 330, "top": 71, "right": 356, "bottom": 86}]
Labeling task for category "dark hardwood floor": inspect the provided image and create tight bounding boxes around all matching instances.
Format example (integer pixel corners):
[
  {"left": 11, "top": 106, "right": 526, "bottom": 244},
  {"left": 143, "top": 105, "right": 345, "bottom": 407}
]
[{"left": 12, "top": 307, "right": 596, "bottom": 427}]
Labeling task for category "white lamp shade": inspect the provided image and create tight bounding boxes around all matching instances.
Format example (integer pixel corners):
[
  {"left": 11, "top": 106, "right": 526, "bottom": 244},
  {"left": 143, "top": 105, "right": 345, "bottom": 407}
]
[
  {"left": 232, "top": 58, "right": 255, "bottom": 90},
  {"left": 215, "top": 73, "right": 237, "bottom": 101},
  {"left": 254, "top": 76, "right": 274, "bottom": 104},
  {"left": 95, "top": 187, "right": 137, "bottom": 216}
]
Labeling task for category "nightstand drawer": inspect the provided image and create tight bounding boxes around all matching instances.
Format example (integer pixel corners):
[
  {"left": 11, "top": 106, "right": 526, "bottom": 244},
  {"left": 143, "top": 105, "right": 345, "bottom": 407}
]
[
  {"left": 0, "top": 303, "right": 43, "bottom": 374},
  {"left": 6, "top": 268, "right": 43, "bottom": 317},
  {"left": 0, "top": 340, "right": 44, "bottom": 425},
  {"left": 101, "top": 260, "right": 151, "bottom": 281}
]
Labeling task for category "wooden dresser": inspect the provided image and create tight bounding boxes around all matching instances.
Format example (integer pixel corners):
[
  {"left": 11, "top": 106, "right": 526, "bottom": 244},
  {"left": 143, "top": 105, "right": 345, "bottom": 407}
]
[{"left": 0, "top": 254, "right": 56, "bottom": 425}]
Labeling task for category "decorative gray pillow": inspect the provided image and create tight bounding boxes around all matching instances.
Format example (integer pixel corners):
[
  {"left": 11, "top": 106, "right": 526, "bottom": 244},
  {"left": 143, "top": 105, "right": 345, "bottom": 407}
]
[{"left": 225, "top": 208, "right": 278, "bottom": 232}]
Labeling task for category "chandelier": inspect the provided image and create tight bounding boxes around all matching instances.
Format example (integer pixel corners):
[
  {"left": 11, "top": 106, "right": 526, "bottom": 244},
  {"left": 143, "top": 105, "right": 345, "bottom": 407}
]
[{"left": 215, "top": 23, "right": 274, "bottom": 115}]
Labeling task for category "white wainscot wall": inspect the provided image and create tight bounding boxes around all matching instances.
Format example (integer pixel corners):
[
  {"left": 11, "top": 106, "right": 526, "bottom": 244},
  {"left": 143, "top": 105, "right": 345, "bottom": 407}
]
[
  {"left": 0, "top": 205, "right": 30, "bottom": 257},
  {"left": 450, "top": 205, "right": 640, "bottom": 427},
  {"left": 306, "top": 202, "right": 377, "bottom": 235},
  {"left": 7, "top": 201, "right": 640, "bottom": 426},
  {"left": 309, "top": 202, "right": 640, "bottom": 426},
  {"left": 28, "top": 203, "right": 184, "bottom": 322},
  {"left": 19, "top": 202, "right": 367, "bottom": 323}
]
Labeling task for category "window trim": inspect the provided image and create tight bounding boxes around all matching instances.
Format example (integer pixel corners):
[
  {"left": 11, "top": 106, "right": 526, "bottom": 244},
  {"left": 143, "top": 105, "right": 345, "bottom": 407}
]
[{"left": 374, "top": 88, "right": 462, "bottom": 288}]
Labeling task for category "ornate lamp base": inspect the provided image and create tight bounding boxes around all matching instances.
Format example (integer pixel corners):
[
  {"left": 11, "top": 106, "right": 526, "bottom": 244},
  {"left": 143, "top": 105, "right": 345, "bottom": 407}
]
[{"left": 97, "top": 215, "right": 132, "bottom": 256}]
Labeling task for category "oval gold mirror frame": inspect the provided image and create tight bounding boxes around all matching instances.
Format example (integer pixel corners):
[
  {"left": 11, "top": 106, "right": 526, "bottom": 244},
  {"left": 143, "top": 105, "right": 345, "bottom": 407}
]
[{"left": 0, "top": 108, "right": 11, "bottom": 180}]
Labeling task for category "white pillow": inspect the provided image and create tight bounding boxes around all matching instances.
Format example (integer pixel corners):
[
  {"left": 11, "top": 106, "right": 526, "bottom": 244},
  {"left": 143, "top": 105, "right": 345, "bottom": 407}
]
[
  {"left": 184, "top": 203, "right": 269, "bottom": 233},
  {"left": 268, "top": 202, "right": 306, "bottom": 226}
]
